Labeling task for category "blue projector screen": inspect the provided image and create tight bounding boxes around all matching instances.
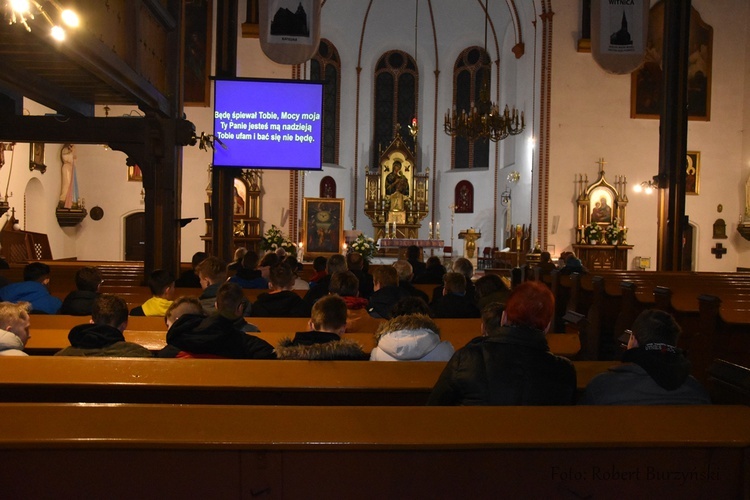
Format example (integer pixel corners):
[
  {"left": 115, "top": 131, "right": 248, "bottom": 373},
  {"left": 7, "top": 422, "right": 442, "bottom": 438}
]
[{"left": 212, "top": 78, "right": 324, "bottom": 170}]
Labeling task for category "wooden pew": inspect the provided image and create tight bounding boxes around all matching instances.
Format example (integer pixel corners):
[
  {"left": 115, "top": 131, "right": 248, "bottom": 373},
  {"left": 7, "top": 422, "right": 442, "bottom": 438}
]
[
  {"left": 706, "top": 359, "right": 750, "bottom": 405},
  {"left": 0, "top": 403, "right": 747, "bottom": 498}
]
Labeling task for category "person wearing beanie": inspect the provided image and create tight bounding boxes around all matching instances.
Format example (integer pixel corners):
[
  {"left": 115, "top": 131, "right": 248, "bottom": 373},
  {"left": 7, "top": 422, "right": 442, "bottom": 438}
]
[{"left": 581, "top": 309, "right": 710, "bottom": 405}]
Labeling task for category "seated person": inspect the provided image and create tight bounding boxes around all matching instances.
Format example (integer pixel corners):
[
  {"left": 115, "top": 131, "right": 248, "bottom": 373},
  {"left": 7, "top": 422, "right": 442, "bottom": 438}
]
[
  {"left": 390, "top": 296, "right": 431, "bottom": 318},
  {"left": 308, "top": 256, "right": 328, "bottom": 285},
  {"left": 213, "top": 282, "right": 259, "bottom": 332},
  {"left": 303, "top": 254, "right": 348, "bottom": 305},
  {"left": 367, "top": 266, "right": 410, "bottom": 319},
  {"left": 430, "top": 258, "right": 476, "bottom": 303},
  {"left": 250, "top": 263, "right": 311, "bottom": 318},
  {"left": 370, "top": 299, "right": 453, "bottom": 362},
  {"left": 427, "top": 282, "right": 576, "bottom": 405},
  {"left": 0, "top": 262, "right": 62, "bottom": 314},
  {"left": 284, "top": 256, "right": 310, "bottom": 290},
  {"left": 174, "top": 251, "right": 208, "bottom": 288},
  {"left": 158, "top": 292, "right": 275, "bottom": 360},
  {"left": 227, "top": 247, "right": 248, "bottom": 273},
  {"left": 195, "top": 256, "right": 227, "bottom": 314},
  {"left": 0, "top": 301, "right": 31, "bottom": 356},
  {"left": 346, "top": 252, "right": 373, "bottom": 299},
  {"left": 329, "top": 270, "right": 370, "bottom": 332},
  {"left": 474, "top": 274, "right": 511, "bottom": 311},
  {"left": 60, "top": 266, "right": 102, "bottom": 316},
  {"left": 429, "top": 272, "right": 481, "bottom": 319},
  {"left": 537, "top": 251, "right": 558, "bottom": 275},
  {"left": 130, "top": 269, "right": 175, "bottom": 317},
  {"left": 406, "top": 244, "right": 427, "bottom": 280},
  {"left": 228, "top": 250, "right": 267, "bottom": 289},
  {"left": 581, "top": 310, "right": 711, "bottom": 405},
  {"left": 412, "top": 256, "right": 446, "bottom": 285},
  {"left": 559, "top": 254, "right": 587, "bottom": 275},
  {"left": 393, "top": 260, "right": 430, "bottom": 304},
  {"left": 56, "top": 294, "right": 152, "bottom": 357},
  {"left": 165, "top": 296, "right": 205, "bottom": 328},
  {"left": 275, "top": 294, "right": 367, "bottom": 360},
  {"left": 258, "top": 252, "right": 281, "bottom": 282}
]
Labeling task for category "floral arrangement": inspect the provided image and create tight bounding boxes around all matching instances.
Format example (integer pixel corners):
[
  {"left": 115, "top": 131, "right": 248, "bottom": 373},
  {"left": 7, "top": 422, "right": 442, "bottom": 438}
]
[
  {"left": 584, "top": 222, "right": 603, "bottom": 243},
  {"left": 349, "top": 234, "right": 377, "bottom": 261},
  {"left": 605, "top": 219, "right": 626, "bottom": 244},
  {"left": 260, "top": 224, "right": 297, "bottom": 256}
]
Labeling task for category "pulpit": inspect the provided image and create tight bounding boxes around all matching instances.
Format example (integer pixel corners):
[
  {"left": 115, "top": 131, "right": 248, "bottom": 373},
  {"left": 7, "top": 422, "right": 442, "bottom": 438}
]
[{"left": 364, "top": 129, "right": 429, "bottom": 255}]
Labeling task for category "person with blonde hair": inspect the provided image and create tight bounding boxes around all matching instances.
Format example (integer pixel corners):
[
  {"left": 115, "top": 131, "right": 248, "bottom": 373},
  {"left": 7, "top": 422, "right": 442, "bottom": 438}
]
[{"left": 0, "top": 302, "right": 31, "bottom": 356}]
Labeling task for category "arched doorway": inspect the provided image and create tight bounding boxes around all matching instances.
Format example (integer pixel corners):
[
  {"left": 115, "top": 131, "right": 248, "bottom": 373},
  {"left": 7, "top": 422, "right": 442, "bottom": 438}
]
[{"left": 124, "top": 212, "right": 145, "bottom": 261}]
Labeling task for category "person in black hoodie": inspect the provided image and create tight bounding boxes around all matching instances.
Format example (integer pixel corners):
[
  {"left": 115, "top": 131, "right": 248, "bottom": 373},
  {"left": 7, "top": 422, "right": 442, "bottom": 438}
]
[
  {"left": 581, "top": 310, "right": 710, "bottom": 405},
  {"left": 195, "top": 256, "right": 227, "bottom": 314},
  {"left": 229, "top": 250, "right": 268, "bottom": 289},
  {"left": 367, "top": 266, "right": 410, "bottom": 319},
  {"left": 157, "top": 289, "right": 275, "bottom": 359},
  {"left": 60, "top": 266, "right": 102, "bottom": 316},
  {"left": 250, "top": 263, "right": 311, "bottom": 318},
  {"left": 275, "top": 294, "right": 367, "bottom": 360},
  {"left": 56, "top": 294, "right": 152, "bottom": 357},
  {"left": 429, "top": 272, "right": 480, "bottom": 318}
]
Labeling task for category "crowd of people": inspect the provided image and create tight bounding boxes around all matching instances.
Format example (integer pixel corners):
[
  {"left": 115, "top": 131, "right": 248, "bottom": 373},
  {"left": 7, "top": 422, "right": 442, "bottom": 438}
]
[{"left": 0, "top": 246, "right": 712, "bottom": 406}]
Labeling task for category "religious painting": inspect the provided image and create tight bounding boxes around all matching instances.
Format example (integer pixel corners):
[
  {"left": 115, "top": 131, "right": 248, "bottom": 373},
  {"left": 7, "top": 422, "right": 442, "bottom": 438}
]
[
  {"left": 127, "top": 164, "right": 142, "bottom": 182},
  {"left": 184, "top": 0, "right": 213, "bottom": 106},
  {"left": 589, "top": 187, "right": 614, "bottom": 224},
  {"left": 454, "top": 180, "right": 474, "bottom": 214},
  {"left": 29, "top": 142, "right": 47, "bottom": 173},
  {"left": 631, "top": 2, "right": 713, "bottom": 120},
  {"left": 302, "top": 197, "right": 344, "bottom": 259},
  {"left": 686, "top": 151, "right": 700, "bottom": 195},
  {"left": 233, "top": 178, "right": 248, "bottom": 216}
]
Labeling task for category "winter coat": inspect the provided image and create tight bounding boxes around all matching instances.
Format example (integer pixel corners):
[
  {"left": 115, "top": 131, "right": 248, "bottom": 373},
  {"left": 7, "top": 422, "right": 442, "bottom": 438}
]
[
  {"left": 0, "top": 329, "right": 27, "bottom": 356},
  {"left": 0, "top": 281, "right": 61, "bottom": 314},
  {"left": 55, "top": 323, "right": 152, "bottom": 357},
  {"left": 59, "top": 290, "right": 99, "bottom": 316},
  {"left": 367, "top": 285, "right": 411, "bottom": 319},
  {"left": 427, "top": 324, "right": 576, "bottom": 406},
  {"left": 275, "top": 331, "right": 368, "bottom": 360},
  {"left": 303, "top": 274, "right": 332, "bottom": 305},
  {"left": 370, "top": 314, "right": 454, "bottom": 361},
  {"left": 157, "top": 313, "right": 276, "bottom": 359},
  {"left": 250, "top": 290, "right": 311, "bottom": 318},
  {"left": 581, "top": 343, "right": 711, "bottom": 405}
]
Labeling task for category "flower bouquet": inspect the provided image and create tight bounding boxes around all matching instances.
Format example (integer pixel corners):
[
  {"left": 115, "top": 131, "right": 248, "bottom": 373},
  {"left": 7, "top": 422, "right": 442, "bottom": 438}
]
[
  {"left": 584, "top": 222, "right": 603, "bottom": 244},
  {"left": 604, "top": 219, "right": 625, "bottom": 245},
  {"left": 260, "top": 224, "right": 297, "bottom": 256},
  {"left": 349, "top": 234, "right": 377, "bottom": 261}
]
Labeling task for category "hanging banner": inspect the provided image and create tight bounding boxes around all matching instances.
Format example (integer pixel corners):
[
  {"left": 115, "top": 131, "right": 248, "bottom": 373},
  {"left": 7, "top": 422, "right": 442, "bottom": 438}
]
[
  {"left": 260, "top": 0, "right": 321, "bottom": 65},
  {"left": 591, "top": 0, "right": 649, "bottom": 74}
]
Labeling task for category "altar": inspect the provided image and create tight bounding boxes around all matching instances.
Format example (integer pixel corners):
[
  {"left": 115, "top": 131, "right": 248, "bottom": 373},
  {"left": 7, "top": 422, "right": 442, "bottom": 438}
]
[
  {"left": 573, "top": 244, "right": 633, "bottom": 271},
  {"left": 377, "top": 238, "right": 444, "bottom": 259}
]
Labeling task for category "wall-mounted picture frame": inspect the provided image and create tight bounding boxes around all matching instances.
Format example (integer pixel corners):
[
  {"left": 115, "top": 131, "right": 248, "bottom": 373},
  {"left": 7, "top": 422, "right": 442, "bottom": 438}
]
[
  {"left": 127, "top": 164, "right": 143, "bottom": 182},
  {"left": 29, "top": 142, "right": 47, "bottom": 173},
  {"left": 631, "top": 3, "right": 713, "bottom": 121},
  {"left": 184, "top": 0, "right": 213, "bottom": 106},
  {"left": 686, "top": 151, "right": 700, "bottom": 195},
  {"left": 302, "top": 197, "right": 344, "bottom": 259}
]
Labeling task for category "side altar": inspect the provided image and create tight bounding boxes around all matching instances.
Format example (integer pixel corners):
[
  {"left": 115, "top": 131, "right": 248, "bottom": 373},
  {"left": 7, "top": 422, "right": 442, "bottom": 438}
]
[{"left": 364, "top": 129, "right": 429, "bottom": 255}]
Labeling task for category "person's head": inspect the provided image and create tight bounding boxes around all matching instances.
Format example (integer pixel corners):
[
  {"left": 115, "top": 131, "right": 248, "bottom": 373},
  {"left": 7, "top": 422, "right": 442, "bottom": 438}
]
[
  {"left": 233, "top": 247, "right": 248, "bottom": 263},
  {"left": 474, "top": 274, "right": 506, "bottom": 299},
  {"left": 600, "top": 197, "right": 607, "bottom": 207},
  {"left": 196, "top": 256, "right": 227, "bottom": 288},
  {"left": 147, "top": 269, "right": 175, "bottom": 298},
  {"left": 190, "top": 251, "right": 208, "bottom": 270},
  {"left": 309, "top": 294, "right": 347, "bottom": 334},
  {"left": 406, "top": 245, "right": 421, "bottom": 262},
  {"left": 392, "top": 260, "right": 413, "bottom": 283},
  {"left": 540, "top": 251, "right": 552, "bottom": 264},
  {"left": 24, "top": 262, "right": 50, "bottom": 284},
  {"left": 393, "top": 161, "right": 401, "bottom": 173},
  {"left": 425, "top": 256, "right": 443, "bottom": 269},
  {"left": 329, "top": 271, "right": 359, "bottom": 297},
  {"left": 91, "top": 294, "right": 128, "bottom": 331},
  {"left": 216, "top": 282, "right": 249, "bottom": 319},
  {"left": 346, "top": 252, "right": 365, "bottom": 272},
  {"left": 312, "top": 256, "right": 327, "bottom": 273},
  {"left": 500, "top": 281, "right": 554, "bottom": 332},
  {"left": 0, "top": 301, "right": 31, "bottom": 346},
  {"left": 326, "top": 254, "right": 348, "bottom": 275},
  {"left": 269, "top": 263, "right": 296, "bottom": 291},
  {"left": 75, "top": 266, "right": 103, "bottom": 292},
  {"left": 628, "top": 309, "right": 681, "bottom": 348},
  {"left": 390, "top": 296, "right": 430, "bottom": 317},
  {"left": 284, "top": 255, "right": 303, "bottom": 274},
  {"left": 241, "top": 250, "right": 260, "bottom": 270},
  {"left": 165, "top": 296, "right": 205, "bottom": 328},
  {"left": 259, "top": 252, "right": 280, "bottom": 269},
  {"left": 373, "top": 266, "right": 399, "bottom": 290},
  {"left": 443, "top": 272, "right": 467, "bottom": 295},
  {"left": 452, "top": 257, "right": 474, "bottom": 280}
]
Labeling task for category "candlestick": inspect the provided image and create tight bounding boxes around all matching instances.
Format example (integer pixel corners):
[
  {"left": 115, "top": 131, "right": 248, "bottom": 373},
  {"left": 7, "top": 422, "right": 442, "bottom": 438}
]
[
  {"left": 429, "top": 221, "right": 433, "bottom": 233},
  {"left": 393, "top": 221, "right": 397, "bottom": 238},
  {"left": 436, "top": 222, "right": 440, "bottom": 233}
]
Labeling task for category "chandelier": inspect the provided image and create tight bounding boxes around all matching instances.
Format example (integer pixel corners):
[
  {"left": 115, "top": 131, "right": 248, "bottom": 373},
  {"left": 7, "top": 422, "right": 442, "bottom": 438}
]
[
  {"left": 443, "top": 0, "right": 524, "bottom": 143},
  {"left": 5, "top": 0, "right": 80, "bottom": 41}
]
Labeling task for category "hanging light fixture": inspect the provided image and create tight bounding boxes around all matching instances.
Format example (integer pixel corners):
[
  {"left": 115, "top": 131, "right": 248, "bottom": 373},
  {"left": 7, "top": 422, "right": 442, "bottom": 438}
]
[
  {"left": 633, "top": 179, "right": 657, "bottom": 194},
  {"left": 6, "top": 0, "right": 80, "bottom": 41},
  {"left": 444, "top": 0, "right": 524, "bottom": 142}
]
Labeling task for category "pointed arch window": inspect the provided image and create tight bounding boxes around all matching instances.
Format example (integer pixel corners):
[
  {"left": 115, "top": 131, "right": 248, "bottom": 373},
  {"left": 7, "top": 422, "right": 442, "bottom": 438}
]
[
  {"left": 311, "top": 39, "right": 341, "bottom": 165},
  {"left": 373, "top": 50, "right": 418, "bottom": 165},
  {"left": 451, "top": 46, "right": 491, "bottom": 169}
]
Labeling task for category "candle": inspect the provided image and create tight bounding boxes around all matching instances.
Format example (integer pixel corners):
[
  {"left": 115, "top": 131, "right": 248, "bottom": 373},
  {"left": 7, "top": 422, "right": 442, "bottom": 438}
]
[
  {"left": 436, "top": 222, "right": 440, "bottom": 232},
  {"left": 298, "top": 242, "right": 304, "bottom": 261},
  {"left": 343, "top": 242, "right": 348, "bottom": 252},
  {"left": 429, "top": 222, "right": 433, "bottom": 233},
  {"left": 393, "top": 221, "right": 397, "bottom": 237}
]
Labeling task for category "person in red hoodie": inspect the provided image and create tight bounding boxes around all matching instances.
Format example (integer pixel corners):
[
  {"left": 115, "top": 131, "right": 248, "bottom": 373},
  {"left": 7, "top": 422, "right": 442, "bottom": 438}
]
[{"left": 329, "top": 271, "right": 371, "bottom": 332}]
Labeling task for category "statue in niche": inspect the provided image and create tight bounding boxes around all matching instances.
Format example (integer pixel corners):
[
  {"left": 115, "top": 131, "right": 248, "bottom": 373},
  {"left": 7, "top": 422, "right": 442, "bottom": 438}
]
[{"left": 59, "top": 144, "right": 76, "bottom": 209}]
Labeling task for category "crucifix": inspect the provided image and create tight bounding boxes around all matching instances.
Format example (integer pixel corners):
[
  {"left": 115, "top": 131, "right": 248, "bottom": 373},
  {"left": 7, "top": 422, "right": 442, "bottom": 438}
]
[{"left": 711, "top": 243, "right": 727, "bottom": 259}]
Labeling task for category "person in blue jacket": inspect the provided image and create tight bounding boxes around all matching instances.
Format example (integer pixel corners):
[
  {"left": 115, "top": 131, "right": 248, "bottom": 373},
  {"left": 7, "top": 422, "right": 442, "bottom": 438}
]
[{"left": 0, "top": 262, "right": 62, "bottom": 314}]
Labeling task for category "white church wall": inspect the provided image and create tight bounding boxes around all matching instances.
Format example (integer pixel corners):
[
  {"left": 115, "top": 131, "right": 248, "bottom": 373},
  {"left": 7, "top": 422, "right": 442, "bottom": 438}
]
[
  {"left": 741, "top": 0, "right": 750, "bottom": 268},
  {"left": 548, "top": 0, "right": 748, "bottom": 270}
]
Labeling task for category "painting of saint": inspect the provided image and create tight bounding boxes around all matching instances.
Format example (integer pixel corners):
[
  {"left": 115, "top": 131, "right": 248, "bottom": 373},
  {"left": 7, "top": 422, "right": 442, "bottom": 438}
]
[{"left": 591, "top": 195, "right": 613, "bottom": 224}]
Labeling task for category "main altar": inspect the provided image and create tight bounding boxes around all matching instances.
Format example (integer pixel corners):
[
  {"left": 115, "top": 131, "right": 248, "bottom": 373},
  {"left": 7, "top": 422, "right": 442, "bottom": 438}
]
[{"left": 364, "top": 129, "right": 430, "bottom": 255}]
